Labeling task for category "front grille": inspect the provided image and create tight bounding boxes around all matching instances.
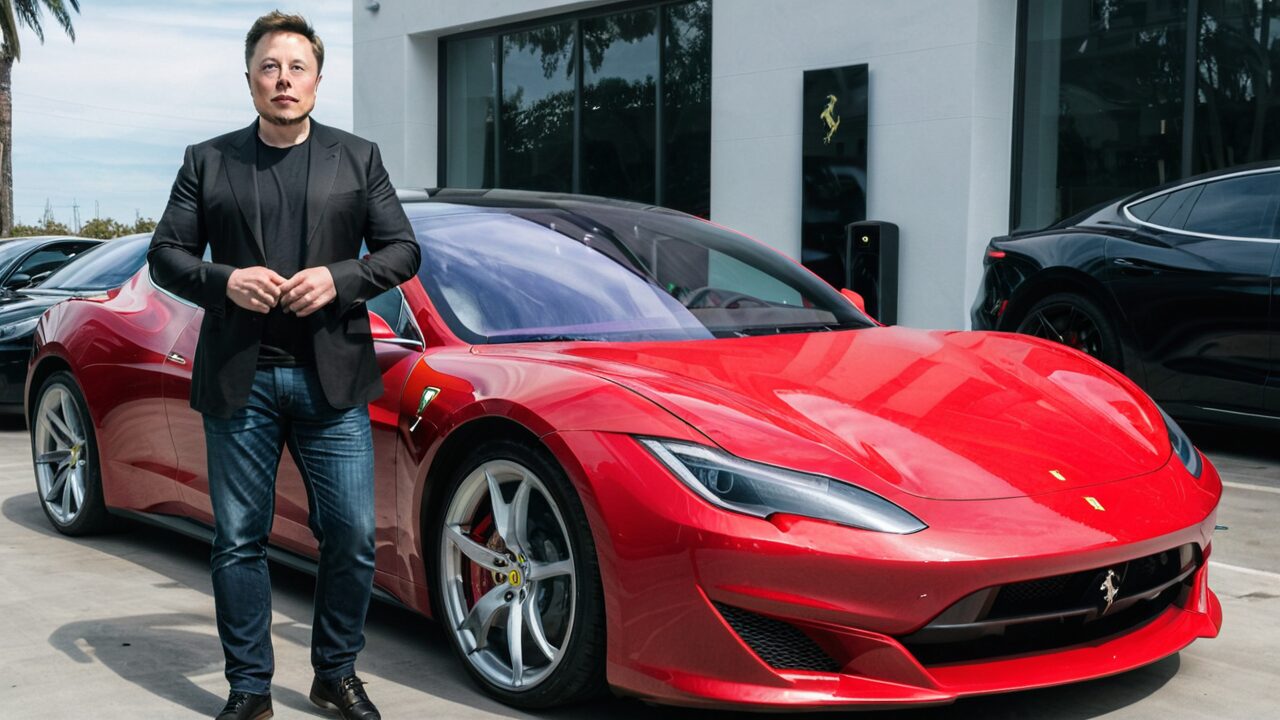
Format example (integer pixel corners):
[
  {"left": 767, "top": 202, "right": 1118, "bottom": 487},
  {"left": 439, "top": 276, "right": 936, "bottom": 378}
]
[
  {"left": 988, "top": 546, "right": 1189, "bottom": 620},
  {"left": 713, "top": 602, "right": 841, "bottom": 672},
  {"left": 902, "top": 544, "right": 1200, "bottom": 666},
  {"left": 908, "top": 584, "right": 1184, "bottom": 665},
  {"left": 988, "top": 574, "right": 1076, "bottom": 616}
]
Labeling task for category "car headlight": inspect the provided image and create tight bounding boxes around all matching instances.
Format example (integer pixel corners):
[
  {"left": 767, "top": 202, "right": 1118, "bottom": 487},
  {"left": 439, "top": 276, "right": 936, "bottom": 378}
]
[
  {"left": 639, "top": 438, "right": 926, "bottom": 534},
  {"left": 1158, "top": 406, "right": 1202, "bottom": 478},
  {"left": 0, "top": 316, "right": 40, "bottom": 341}
]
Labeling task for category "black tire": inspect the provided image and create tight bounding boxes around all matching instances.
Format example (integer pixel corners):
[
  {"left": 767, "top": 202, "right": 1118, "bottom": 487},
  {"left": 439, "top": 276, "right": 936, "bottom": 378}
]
[
  {"left": 1015, "top": 292, "right": 1123, "bottom": 370},
  {"left": 29, "top": 371, "right": 114, "bottom": 535},
  {"left": 428, "top": 438, "right": 607, "bottom": 708}
]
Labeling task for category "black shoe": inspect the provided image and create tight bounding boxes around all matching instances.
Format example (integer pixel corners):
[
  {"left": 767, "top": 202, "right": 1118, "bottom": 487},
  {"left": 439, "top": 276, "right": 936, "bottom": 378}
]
[
  {"left": 310, "top": 675, "right": 381, "bottom": 720},
  {"left": 215, "top": 690, "right": 272, "bottom": 720}
]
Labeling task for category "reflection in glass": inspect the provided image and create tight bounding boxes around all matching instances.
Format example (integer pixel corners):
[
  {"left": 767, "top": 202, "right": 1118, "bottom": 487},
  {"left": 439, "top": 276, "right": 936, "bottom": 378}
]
[
  {"left": 663, "top": 0, "right": 712, "bottom": 216},
  {"left": 1016, "top": 0, "right": 1186, "bottom": 230},
  {"left": 582, "top": 10, "right": 658, "bottom": 203},
  {"left": 446, "top": 36, "right": 496, "bottom": 188},
  {"left": 501, "top": 23, "right": 576, "bottom": 192},
  {"left": 1193, "top": 1, "right": 1280, "bottom": 173}
]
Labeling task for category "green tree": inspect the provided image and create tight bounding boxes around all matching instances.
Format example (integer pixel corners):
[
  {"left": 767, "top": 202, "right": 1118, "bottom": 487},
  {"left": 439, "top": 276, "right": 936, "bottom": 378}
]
[
  {"left": 131, "top": 216, "right": 156, "bottom": 233},
  {"left": 1, "top": 1, "right": 81, "bottom": 237},
  {"left": 78, "top": 216, "right": 128, "bottom": 239}
]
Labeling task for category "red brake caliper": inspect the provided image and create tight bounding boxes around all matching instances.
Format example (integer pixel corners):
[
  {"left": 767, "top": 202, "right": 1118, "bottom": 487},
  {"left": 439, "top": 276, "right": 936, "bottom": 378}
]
[{"left": 466, "top": 511, "right": 500, "bottom": 606}]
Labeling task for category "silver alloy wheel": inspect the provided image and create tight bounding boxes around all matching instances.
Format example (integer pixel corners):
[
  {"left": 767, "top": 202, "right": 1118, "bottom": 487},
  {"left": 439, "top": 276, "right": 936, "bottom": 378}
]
[
  {"left": 33, "top": 384, "right": 89, "bottom": 526},
  {"left": 440, "top": 459, "right": 576, "bottom": 692}
]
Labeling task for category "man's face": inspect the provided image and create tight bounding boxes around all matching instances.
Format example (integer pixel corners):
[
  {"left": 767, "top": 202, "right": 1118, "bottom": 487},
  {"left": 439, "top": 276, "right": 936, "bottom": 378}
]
[{"left": 247, "top": 31, "right": 321, "bottom": 126}]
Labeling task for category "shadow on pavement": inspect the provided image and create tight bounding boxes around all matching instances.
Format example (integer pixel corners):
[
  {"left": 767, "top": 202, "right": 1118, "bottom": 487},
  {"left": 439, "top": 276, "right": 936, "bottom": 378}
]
[{"left": 5, "top": 485, "right": 1183, "bottom": 719}]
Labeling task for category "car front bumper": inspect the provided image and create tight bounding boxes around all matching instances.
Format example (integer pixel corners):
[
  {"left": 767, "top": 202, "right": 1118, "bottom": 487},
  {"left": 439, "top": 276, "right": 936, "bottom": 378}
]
[{"left": 548, "top": 430, "right": 1223, "bottom": 709}]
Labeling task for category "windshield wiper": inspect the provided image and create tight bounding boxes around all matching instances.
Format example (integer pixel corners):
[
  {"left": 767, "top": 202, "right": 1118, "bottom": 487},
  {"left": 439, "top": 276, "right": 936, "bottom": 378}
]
[
  {"left": 491, "top": 333, "right": 603, "bottom": 343},
  {"left": 734, "top": 323, "right": 847, "bottom": 336}
]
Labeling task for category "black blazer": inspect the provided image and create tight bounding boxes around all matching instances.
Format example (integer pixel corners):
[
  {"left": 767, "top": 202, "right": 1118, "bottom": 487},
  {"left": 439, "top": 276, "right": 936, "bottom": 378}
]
[{"left": 148, "top": 120, "right": 421, "bottom": 419}]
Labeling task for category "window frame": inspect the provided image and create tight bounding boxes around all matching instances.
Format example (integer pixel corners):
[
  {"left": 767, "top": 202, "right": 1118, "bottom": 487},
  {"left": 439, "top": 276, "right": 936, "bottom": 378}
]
[{"left": 1120, "top": 167, "right": 1280, "bottom": 243}]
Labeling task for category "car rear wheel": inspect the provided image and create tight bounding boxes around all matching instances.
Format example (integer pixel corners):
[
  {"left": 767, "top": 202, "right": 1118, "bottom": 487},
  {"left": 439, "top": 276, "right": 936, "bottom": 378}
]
[
  {"left": 1015, "top": 292, "right": 1122, "bottom": 369},
  {"left": 431, "top": 439, "right": 606, "bottom": 708},
  {"left": 30, "top": 371, "right": 112, "bottom": 535}
]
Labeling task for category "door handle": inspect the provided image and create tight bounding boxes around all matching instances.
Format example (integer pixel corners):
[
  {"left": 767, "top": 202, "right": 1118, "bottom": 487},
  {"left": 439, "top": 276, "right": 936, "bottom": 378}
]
[
  {"left": 165, "top": 352, "right": 187, "bottom": 365},
  {"left": 1111, "top": 257, "right": 1159, "bottom": 274}
]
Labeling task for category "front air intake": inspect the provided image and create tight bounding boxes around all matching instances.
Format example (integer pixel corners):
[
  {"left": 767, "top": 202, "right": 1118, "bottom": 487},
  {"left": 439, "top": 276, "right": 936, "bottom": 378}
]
[{"left": 712, "top": 602, "right": 841, "bottom": 673}]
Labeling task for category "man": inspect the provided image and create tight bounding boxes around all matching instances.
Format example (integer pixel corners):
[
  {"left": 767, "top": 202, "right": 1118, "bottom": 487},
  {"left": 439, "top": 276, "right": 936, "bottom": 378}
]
[{"left": 147, "top": 12, "right": 419, "bottom": 720}]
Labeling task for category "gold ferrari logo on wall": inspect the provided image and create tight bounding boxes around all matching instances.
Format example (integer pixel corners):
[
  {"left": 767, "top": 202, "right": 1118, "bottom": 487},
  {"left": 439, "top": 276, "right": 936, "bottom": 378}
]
[{"left": 820, "top": 94, "right": 841, "bottom": 144}]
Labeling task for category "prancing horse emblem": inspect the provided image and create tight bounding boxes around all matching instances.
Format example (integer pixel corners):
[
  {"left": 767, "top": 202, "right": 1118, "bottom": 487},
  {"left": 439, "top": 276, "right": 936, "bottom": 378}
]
[
  {"left": 820, "top": 94, "right": 841, "bottom": 144},
  {"left": 1100, "top": 569, "right": 1121, "bottom": 614}
]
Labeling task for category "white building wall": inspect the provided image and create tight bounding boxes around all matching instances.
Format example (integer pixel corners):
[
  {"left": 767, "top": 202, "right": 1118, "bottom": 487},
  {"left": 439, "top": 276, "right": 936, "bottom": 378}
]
[{"left": 353, "top": 0, "right": 1017, "bottom": 329}]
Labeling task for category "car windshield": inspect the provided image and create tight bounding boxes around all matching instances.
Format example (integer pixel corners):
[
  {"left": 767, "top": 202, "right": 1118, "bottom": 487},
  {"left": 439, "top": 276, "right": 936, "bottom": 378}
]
[
  {"left": 413, "top": 204, "right": 871, "bottom": 344},
  {"left": 33, "top": 234, "right": 150, "bottom": 292}
]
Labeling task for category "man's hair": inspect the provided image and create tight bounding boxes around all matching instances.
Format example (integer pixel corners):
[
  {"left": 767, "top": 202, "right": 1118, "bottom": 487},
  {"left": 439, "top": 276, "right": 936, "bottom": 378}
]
[{"left": 245, "top": 11, "right": 324, "bottom": 72}]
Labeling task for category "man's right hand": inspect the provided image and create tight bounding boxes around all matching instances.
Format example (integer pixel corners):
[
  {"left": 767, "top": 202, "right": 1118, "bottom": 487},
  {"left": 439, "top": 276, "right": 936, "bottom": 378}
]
[{"left": 227, "top": 267, "right": 286, "bottom": 313}]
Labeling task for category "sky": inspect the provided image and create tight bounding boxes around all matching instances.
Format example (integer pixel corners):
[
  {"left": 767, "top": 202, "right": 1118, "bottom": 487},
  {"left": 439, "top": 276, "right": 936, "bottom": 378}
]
[{"left": 11, "top": 0, "right": 353, "bottom": 228}]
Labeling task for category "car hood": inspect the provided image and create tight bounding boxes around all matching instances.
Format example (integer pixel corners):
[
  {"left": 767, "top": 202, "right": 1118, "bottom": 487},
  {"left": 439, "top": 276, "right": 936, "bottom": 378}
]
[{"left": 477, "top": 328, "right": 1170, "bottom": 501}]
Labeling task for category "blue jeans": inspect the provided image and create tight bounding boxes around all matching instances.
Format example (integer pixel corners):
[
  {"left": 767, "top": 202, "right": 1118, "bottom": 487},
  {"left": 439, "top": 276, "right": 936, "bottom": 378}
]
[{"left": 202, "top": 365, "right": 375, "bottom": 695}]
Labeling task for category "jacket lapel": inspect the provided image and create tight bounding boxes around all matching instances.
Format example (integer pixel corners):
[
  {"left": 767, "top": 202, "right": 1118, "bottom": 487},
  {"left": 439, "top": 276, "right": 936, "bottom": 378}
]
[
  {"left": 224, "top": 123, "right": 266, "bottom": 262},
  {"left": 305, "top": 121, "right": 341, "bottom": 250}
]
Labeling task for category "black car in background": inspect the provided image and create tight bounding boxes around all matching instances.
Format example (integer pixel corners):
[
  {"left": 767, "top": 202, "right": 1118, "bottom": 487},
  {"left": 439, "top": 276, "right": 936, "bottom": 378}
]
[
  {"left": 0, "top": 233, "right": 151, "bottom": 415},
  {"left": 973, "top": 162, "right": 1280, "bottom": 428},
  {"left": 0, "top": 235, "right": 100, "bottom": 291}
]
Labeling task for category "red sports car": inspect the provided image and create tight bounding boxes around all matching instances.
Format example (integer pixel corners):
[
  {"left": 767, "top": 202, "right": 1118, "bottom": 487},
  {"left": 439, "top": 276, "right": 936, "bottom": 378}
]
[{"left": 26, "top": 190, "right": 1222, "bottom": 711}]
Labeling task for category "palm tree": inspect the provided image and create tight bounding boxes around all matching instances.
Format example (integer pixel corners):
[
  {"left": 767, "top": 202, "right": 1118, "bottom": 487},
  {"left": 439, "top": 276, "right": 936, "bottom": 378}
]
[{"left": 0, "top": 0, "right": 80, "bottom": 236}]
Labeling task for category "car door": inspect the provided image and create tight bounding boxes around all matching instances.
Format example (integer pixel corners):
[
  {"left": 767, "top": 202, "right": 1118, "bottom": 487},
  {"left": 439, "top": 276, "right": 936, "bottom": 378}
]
[
  {"left": 1105, "top": 169, "right": 1280, "bottom": 416},
  {"left": 163, "top": 285, "right": 423, "bottom": 576}
]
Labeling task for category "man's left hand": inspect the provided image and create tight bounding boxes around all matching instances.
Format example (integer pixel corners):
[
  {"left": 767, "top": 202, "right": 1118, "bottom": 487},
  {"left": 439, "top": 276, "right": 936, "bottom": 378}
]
[{"left": 279, "top": 267, "right": 337, "bottom": 317}]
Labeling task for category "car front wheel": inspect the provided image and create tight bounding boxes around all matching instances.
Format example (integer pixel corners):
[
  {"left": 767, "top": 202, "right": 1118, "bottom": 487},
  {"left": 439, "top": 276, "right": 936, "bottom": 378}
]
[{"left": 431, "top": 439, "right": 606, "bottom": 708}]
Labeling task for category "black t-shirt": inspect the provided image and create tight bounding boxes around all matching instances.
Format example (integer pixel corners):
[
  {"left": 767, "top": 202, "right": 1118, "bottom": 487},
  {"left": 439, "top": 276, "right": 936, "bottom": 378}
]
[{"left": 254, "top": 133, "right": 313, "bottom": 367}]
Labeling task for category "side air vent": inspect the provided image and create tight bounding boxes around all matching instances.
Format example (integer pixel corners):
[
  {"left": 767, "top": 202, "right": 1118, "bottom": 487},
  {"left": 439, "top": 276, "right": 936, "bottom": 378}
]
[{"left": 713, "top": 602, "right": 841, "bottom": 673}]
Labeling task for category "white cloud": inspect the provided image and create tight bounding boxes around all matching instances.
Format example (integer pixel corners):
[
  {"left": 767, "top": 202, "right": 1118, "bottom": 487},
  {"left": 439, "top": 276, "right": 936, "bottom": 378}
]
[{"left": 11, "top": 0, "right": 353, "bottom": 227}]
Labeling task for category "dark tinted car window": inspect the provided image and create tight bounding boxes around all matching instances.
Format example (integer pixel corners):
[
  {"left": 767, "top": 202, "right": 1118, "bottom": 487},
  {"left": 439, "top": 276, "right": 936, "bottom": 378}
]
[
  {"left": 1143, "top": 185, "right": 1201, "bottom": 229},
  {"left": 16, "top": 243, "right": 91, "bottom": 280},
  {"left": 1182, "top": 172, "right": 1280, "bottom": 239},
  {"left": 1128, "top": 194, "right": 1167, "bottom": 222},
  {"left": 38, "top": 234, "right": 150, "bottom": 291}
]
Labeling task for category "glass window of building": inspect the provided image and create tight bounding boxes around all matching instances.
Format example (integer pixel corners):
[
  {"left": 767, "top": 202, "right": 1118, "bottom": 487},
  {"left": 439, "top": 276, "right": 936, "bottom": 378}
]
[
  {"left": 582, "top": 9, "right": 658, "bottom": 203},
  {"left": 1014, "top": 0, "right": 1187, "bottom": 231},
  {"left": 445, "top": 36, "right": 496, "bottom": 189},
  {"left": 1015, "top": 0, "right": 1280, "bottom": 231},
  {"left": 440, "top": 0, "right": 711, "bottom": 216},
  {"left": 502, "top": 23, "right": 577, "bottom": 193},
  {"left": 662, "top": 0, "right": 712, "bottom": 216},
  {"left": 1193, "top": 1, "right": 1280, "bottom": 174}
]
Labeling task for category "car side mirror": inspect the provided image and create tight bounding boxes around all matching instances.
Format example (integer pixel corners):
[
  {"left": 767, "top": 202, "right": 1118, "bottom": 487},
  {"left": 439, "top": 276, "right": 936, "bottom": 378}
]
[
  {"left": 840, "top": 288, "right": 869, "bottom": 317},
  {"left": 6, "top": 272, "right": 32, "bottom": 290},
  {"left": 369, "top": 310, "right": 396, "bottom": 340}
]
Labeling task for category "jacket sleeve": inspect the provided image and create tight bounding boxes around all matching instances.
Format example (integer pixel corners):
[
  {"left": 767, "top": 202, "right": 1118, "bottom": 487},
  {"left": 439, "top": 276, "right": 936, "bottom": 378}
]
[
  {"left": 147, "top": 144, "right": 236, "bottom": 319},
  {"left": 326, "top": 142, "right": 422, "bottom": 316}
]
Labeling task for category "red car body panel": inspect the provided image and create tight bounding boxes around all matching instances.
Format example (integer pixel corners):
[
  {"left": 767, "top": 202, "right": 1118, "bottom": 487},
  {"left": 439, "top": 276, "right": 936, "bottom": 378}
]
[{"left": 27, "top": 249, "right": 1222, "bottom": 708}]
